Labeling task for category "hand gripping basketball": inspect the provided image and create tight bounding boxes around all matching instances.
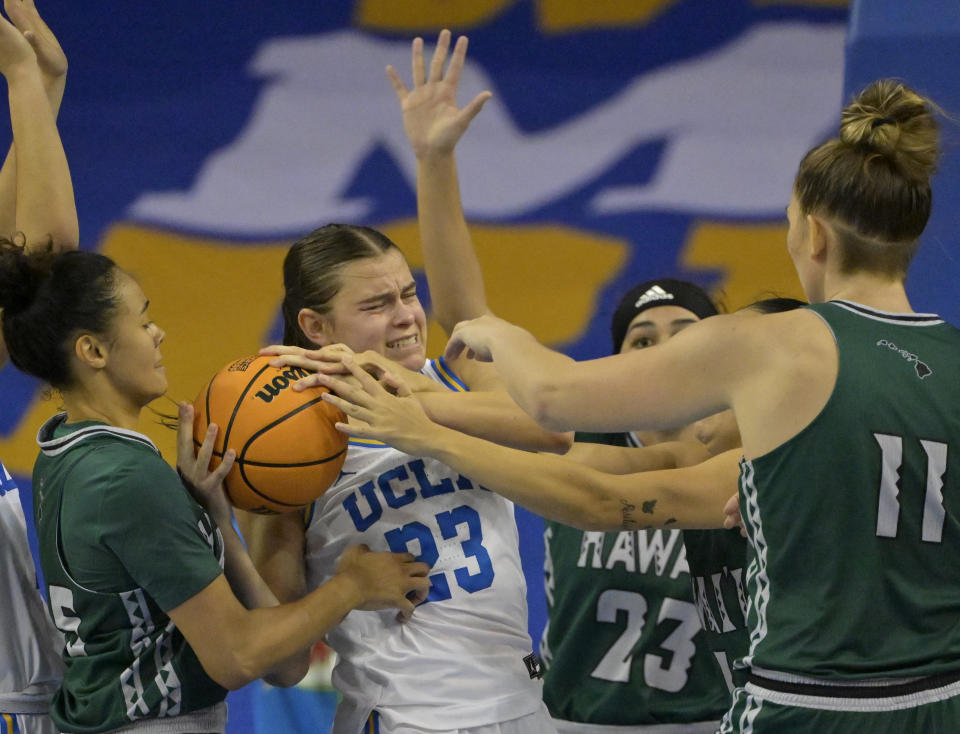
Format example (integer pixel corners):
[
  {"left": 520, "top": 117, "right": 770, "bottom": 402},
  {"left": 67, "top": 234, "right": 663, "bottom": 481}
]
[{"left": 192, "top": 355, "right": 349, "bottom": 514}]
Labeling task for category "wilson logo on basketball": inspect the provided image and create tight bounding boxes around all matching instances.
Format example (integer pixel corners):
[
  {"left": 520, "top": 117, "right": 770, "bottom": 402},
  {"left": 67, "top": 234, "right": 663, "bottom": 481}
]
[
  {"left": 194, "top": 355, "right": 347, "bottom": 513},
  {"left": 254, "top": 366, "right": 312, "bottom": 403}
]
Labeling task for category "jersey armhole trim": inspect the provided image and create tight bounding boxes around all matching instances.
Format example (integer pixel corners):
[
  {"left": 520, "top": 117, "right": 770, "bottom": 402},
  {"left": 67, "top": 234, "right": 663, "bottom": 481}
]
[{"left": 432, "top": 356, "right": 468, "bottom": 392}]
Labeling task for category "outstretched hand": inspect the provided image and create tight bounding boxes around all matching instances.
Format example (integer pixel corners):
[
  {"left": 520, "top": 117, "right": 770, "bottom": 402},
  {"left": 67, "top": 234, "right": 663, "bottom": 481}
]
[
  {"left": 387, "top": 28, "right": 492, "bottom": 159},
  {"left": 177, "top": 401, "right": 236, "bottom": 526}
]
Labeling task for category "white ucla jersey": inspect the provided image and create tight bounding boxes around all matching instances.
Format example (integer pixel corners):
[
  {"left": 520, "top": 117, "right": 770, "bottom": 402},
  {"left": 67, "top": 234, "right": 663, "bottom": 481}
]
[
  {"left": 0, "top": 461, "right": 64, "bottom": 714},
  {"left": 304, "top": 358, "right": 542, "bottom": 733}
]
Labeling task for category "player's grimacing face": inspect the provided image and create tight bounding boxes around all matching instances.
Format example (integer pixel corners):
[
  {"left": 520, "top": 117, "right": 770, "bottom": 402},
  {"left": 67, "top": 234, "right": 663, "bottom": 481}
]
[
  {"left": 323, "top": 250, "right": 428, "bottom": 371},
  {"left": 102, "top": 274, "right": 168, "bottom": 406}
]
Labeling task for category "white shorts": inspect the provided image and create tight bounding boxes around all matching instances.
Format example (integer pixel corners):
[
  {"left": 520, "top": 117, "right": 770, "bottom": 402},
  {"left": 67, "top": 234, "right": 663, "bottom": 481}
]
[{"left": 367, "top": 703, "right": 557, "bottom": 734}]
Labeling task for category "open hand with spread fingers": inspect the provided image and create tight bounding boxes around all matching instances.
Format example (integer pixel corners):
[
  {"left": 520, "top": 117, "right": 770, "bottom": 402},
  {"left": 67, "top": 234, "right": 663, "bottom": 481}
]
[{"left": 387, "top": 28, "right": 492, "bottom": 160}]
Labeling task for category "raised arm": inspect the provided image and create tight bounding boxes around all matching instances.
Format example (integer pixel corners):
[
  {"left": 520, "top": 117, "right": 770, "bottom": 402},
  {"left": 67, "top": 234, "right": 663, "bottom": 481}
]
[
  {"left": 0, "top": 0, "right": 75, "bottom": 250},
  {"left": 315, "top": 362, "right": 739, "bottom": 531},
  {"left": 388, "top": 30, "right": 491, "bottom": 333}
]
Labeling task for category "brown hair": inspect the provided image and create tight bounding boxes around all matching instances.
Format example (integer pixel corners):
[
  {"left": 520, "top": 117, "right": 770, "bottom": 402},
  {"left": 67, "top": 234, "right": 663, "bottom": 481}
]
[
  {"left": 281, "top": 223, "right": 401, "bottom": 348},
  {"left": 0, "top": 240, "right": 122, "bottom": 388},
  {"left": 794, "top": 80, "right": 941, "bottom": 276}
]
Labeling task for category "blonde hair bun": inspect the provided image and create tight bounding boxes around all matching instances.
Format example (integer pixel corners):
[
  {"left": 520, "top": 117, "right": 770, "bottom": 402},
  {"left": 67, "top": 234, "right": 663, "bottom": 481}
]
[{"left": 839, "top": 80, "right": 940, "bottom": 184}]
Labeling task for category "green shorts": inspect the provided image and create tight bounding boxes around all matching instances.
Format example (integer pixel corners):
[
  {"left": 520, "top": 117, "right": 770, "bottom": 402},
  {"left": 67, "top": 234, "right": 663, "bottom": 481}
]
[{"left": 717, "top": 674, "right": 960, "bottom": 733}]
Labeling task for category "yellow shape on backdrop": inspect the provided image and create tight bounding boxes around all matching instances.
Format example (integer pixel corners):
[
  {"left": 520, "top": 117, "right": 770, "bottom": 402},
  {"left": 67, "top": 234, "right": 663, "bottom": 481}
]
[
  {"left": 355, "top": 0, "right": 514, "bottom": 31},
  {"left": 0, "top": 221, "right": 626, "bottom": 471},
  {"left": 356, "top": 0, "right": 685, "bottom": 32},
  {"left": 681, "top": 221, "right": 805, "bottom": 312},
  {"left": 537, "top": 0, "right": 679, "bottom": 32}
]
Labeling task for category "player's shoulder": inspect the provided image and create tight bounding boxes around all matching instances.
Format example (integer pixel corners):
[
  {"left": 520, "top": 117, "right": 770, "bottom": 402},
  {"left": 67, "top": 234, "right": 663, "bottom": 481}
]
[
  {"left": 710, "top": 305, "right": 828, "bottom": 359},
  {"left": 80, "top": 432, "right": 167, "bottom": 475},
  {"left": 57, "top": 430, "right": 178, "bottom": 502}
]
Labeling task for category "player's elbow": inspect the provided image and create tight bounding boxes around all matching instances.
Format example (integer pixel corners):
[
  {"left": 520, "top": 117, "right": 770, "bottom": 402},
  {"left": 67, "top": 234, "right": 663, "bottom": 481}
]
[
  {"left": 524, "top": 380, "right": 576, "bottom": 432},
  {"left": 213, "top": 646, "right": 267, "bottom": 691},
  {"left": 22, "top": 228, "right": 79, "bottom": 256},
  {"left": 539, "top": 430, "right": 574, "bottom": 454},
  {"left": 262, "top": 654, "right": 310, "bottom": 688},
  {"left": 201, "top": 655, "right": 258, "bottom": 691},
  {"left": 195, "top": 640, "right": 274, "bottom": 690},
  {"left": 46, "top": 222, "right": 80, "bottom": 253}
]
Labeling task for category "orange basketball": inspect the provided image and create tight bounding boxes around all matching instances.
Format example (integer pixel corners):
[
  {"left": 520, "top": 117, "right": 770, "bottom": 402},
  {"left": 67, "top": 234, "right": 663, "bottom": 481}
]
[{"left": 192, "top": 355, "right": 348, "bottom": 514}]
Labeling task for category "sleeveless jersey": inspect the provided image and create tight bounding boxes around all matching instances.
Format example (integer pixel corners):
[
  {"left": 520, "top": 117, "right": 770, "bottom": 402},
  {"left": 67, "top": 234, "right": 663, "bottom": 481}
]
[
  {"left": 303, "top": 358, "right": 542, "bottom": 733},
  {"left": 0, "top": 461, "right": 64, "bottom": 716},
  {"left": 740, "top": 301, "right": 960, "bottom": 680},
  {"left": 33, "top": 415, "right": 228, "bottom": 733},
  {"left": 683, "top": 529, "right": 750, "bottom": 690},
  {"left": 540, "top": 431, "right": 729, "bottom": 728}
]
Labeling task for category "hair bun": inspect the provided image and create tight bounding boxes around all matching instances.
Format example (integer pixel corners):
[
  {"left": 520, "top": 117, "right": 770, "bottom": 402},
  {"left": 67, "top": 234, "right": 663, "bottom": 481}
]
[
  {"left": 839, "top": 80, "right": 940, "bottom": 183},
  {"left": 0, "top": 241, "right": 51, "bottom": 314}
]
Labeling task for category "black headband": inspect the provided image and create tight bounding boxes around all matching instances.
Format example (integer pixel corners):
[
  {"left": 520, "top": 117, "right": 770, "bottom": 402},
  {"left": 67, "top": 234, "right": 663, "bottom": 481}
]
[{"left": 610, "top": 278, "right": 718, "bottom": 353}]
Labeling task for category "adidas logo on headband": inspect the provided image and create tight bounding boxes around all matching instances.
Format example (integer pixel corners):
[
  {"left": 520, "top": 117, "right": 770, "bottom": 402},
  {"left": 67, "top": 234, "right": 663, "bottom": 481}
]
[{"left": 634, "top": 285, "right": 674, "bottom": 309}]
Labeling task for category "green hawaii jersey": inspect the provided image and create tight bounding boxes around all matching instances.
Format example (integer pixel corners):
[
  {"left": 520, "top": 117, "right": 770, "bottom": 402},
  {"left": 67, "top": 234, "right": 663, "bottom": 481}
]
[
  {"left": 540, "top": 431, "right": 729, "bottom": 726},
  {"left": 33, "top": 415, "right": 227, "bottom": 733},
  {"left": 683, "top": 528, "right": 750, "bottom": 689},
  {"left": 740, "top": 301, "right": 960, "bottom": 679}
]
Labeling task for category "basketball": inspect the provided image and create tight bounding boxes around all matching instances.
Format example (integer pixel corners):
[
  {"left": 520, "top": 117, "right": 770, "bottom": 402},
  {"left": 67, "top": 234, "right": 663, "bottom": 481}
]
[{"left": 192, "top": 355, "right": 348, "bottom": 514}]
